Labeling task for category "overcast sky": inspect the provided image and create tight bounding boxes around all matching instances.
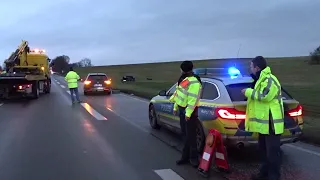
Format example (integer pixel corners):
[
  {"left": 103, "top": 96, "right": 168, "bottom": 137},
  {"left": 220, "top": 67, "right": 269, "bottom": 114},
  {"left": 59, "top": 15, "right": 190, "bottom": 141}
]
[{"left": 0, "top": 0, "right": 319, "bottom": 65}]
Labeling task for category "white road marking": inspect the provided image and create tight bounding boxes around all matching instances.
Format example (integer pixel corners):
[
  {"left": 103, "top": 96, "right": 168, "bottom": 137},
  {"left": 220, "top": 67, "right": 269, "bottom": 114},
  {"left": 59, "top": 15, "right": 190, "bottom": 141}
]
[
  {"left": 106, "top": 107, "right": 148, "bottom": 133},
  {"left": 60, "top": 85, "right": 65, "bottom": 88},
  {"left": 0, "top": 103, "right": 3, "bottom": 107},
  {"left": 285, "top": 144, "right": 320, "bottom": 157},
  {"left": 119, "top": 93, "right": 149, "bottom": 104},
  {"left": 81, "top": 103, "right": 107, "bottom": 120},
  {"left": 154, "top": 169, "right": 184, "bottom": 180},
  {"left": 57, "top": 82, "right": 60, "bottom": 85}
]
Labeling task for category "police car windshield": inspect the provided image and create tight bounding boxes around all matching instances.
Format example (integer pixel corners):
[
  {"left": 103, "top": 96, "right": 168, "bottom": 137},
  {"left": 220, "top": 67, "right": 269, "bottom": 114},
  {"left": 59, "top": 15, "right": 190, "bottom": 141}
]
[{"left": 225, "top": 83, "right": 293, "bottom": 101}]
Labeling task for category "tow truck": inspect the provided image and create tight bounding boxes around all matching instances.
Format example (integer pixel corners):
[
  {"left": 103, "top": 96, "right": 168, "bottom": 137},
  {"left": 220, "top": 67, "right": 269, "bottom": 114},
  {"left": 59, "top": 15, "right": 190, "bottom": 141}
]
[{"left": 0, "top": 40, "right": 51, "bottom": 99}]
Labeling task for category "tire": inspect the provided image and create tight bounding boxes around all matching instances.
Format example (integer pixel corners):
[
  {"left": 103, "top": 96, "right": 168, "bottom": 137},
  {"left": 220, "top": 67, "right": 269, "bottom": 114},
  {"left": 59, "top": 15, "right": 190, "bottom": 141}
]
[
  {"left": 44, "top": 80, "right": 51, "bottom": 94},
  {"left": 84, "top": 91, "right": 88, "bottom": 96},
  {"left": 196, "top": 120, "right": 205, "bottom": 154},
  {"left": 32, "top": 81, "right": 39, "bottom": 99},
  {"left": 149, "top": 104, "right": 161, "bottom": 129}
]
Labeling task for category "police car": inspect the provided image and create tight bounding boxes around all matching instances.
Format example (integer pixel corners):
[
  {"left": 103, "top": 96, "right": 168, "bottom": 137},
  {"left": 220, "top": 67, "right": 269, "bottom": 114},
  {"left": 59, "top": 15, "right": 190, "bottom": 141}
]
[{"left": 148, "top": 67, "right": 303, "bottom": 153}]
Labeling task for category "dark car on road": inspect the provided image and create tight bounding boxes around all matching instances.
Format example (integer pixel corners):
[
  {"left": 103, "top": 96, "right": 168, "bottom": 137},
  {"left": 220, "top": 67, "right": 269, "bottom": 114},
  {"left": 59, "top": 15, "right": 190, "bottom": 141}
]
[{"left": 83, "top": 73, "right": 112, "bottom": 95}]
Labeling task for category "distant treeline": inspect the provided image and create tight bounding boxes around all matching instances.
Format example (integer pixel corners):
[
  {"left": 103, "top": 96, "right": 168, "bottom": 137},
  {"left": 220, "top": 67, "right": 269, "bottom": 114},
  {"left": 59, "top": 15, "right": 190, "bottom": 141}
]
[{"left": 49, "top": 55, "right": 92, "bottom": 74}]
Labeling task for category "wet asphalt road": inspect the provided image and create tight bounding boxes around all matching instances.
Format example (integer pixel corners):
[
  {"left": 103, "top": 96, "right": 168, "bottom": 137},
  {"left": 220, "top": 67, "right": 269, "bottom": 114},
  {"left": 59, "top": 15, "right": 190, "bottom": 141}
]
[
  {"left": 0, "top": 75, "right": 224, "bottom": 180},
  {"left": 1, "top": 74, "right": 320, "bottom": 180}
]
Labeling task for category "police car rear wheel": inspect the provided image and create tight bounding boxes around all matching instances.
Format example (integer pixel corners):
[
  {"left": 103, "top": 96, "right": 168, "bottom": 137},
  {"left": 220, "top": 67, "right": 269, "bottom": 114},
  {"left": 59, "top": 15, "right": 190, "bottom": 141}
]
[
  {"left": 196, "top": 120, "right": 205, "bottom": 154},
  {"left": 149, "top": 105, "right": 160, "bottom": 129}
]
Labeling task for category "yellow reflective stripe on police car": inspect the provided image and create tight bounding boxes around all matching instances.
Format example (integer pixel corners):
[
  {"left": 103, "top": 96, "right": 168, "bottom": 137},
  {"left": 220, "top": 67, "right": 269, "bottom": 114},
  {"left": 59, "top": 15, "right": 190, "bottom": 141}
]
[{"left": 158, "top": 112, "right": 180, "bottom": 121}]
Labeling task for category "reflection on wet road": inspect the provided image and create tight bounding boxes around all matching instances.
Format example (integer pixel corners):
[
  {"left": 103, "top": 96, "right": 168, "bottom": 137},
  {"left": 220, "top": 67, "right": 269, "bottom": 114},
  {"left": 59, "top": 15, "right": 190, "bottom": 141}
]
[{"left": 0, "top": 74, "right": 320, "bottom": 180}]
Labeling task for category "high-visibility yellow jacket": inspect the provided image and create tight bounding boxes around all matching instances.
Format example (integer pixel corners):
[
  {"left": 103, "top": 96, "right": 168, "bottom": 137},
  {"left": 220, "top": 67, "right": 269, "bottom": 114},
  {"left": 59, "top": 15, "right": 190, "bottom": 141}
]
[
  {"left": 169, "top": 76, "right": 202, "bottom": 118},
  {"left": 65, "top": 71, "right": 80, "bottom": 88},
  {"left": 244, "top": 66, "right": 284, "bottom": 135}
]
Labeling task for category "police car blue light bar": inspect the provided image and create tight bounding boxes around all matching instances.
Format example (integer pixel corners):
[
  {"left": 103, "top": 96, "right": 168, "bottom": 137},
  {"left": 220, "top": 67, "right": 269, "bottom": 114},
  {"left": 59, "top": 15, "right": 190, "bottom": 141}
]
[
  {"left": 228, "top": 67, "right": 241, "bottom": 78},
  {"left": 193, "top": 67, "right": 242, "bottom": 78}
]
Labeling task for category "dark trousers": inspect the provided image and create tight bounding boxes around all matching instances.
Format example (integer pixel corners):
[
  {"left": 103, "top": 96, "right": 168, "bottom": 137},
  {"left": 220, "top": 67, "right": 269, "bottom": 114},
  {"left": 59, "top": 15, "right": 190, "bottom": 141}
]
[
  {"left": 69, "top": 87, "right": 80, "bottom": 103},
  {"left": 258, "top": 128, "right": 282, "bottom": 180},
  {"left": 179, "top": 106, "right": 198, "bottom": 161}
]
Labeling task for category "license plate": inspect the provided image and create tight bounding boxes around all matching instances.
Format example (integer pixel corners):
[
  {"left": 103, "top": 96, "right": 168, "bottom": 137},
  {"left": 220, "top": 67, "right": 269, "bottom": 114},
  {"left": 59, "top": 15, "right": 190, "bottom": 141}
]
[
  {"left": 94, "top": 84, "right": 102, "bottom": 87},
  {"left": 97, "top": 87, "right": 104, "bottom": 91}
]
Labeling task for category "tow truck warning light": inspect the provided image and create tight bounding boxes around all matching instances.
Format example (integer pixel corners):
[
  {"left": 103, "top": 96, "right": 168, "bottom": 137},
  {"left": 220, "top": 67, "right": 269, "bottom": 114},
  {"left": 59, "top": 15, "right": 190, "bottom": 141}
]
[{"left": 30, "top": 49, "right": 46, "bottom": 54}]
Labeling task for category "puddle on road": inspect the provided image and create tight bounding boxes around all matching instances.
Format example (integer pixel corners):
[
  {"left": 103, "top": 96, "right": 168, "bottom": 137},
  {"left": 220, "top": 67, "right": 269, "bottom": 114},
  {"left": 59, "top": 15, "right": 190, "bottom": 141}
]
[{"left": 150, "top": 129, "right": 313, "bottom": 180}]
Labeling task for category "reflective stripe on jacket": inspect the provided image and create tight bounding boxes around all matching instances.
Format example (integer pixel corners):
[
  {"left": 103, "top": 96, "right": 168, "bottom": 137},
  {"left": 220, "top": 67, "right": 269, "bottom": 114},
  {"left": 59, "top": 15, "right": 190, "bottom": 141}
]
[
  {"left": 169, "top": 76, "right": 202, "bottom": 117},
  {"left": 65, "top": 71, "right": 80, "bottom": 88},
  {"left": 244, "top": 66, "right": 284, "bottom": 135}
]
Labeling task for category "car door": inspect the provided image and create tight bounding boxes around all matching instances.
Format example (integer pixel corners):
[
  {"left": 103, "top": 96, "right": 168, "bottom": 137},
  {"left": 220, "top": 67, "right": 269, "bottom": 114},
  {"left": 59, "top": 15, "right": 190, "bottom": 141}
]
[{"left": 157, "top": 83, "right": 178, "bottom": 127}]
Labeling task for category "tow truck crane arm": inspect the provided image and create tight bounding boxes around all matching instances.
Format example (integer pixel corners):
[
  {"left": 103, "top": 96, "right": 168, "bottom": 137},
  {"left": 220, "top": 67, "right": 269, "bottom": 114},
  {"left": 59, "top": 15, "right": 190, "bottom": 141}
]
[{"left": 5, "top": 40, "right": 30, "bottom": 71}]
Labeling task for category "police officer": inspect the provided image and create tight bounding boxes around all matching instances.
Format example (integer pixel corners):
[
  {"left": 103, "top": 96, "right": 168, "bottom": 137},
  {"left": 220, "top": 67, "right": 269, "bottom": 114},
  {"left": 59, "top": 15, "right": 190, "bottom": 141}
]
[
  {"left": 241, "top": 56, "right": 283, "bottom": 180},
  {"left": 170, "top": 60, "right": 202, "bottom": 168},
  {"left": 65, "top": 67, "right": 81, "bottom": 104}
]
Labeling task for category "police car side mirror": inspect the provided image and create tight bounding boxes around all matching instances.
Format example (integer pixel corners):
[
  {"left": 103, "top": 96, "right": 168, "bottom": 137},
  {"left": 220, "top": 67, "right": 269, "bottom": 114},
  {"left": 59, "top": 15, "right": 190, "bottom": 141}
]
[{"left": 159, "top": 90, "right": 167, "bottom": 96}]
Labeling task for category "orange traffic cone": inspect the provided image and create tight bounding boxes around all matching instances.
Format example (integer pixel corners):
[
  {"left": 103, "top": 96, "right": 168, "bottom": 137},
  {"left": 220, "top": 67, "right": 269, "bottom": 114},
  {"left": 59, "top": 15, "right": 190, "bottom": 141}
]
[{"left": 198, "top": 129, "right": 229, "bottom": 178}]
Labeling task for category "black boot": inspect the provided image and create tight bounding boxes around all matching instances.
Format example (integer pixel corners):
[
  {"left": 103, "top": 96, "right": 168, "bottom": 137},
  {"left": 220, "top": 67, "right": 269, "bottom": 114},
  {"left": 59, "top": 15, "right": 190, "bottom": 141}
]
[
  {"left": 189, "top": 159, "right": 199, "bottom": 168},
  {"left": 176, "top": 159, "right": 189, "bottom": 165},
  {"left": 251, "top": 173, "right": 268, "bottom": 180}
]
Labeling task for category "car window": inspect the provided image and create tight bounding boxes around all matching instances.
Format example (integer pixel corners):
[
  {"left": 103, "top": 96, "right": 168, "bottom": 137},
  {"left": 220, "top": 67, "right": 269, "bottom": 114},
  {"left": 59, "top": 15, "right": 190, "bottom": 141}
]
[
  {"left": 87, "top": 75, "right": 108, "bottom": 80},
  {"left": 201, "top": 82, "right": 219, "bottom": 100},
  {"left": 167, "top": 84, "right": 177, "bottom": 96},
  {"left": 225, "top": 83, "right": 293, "bottom": 101}
]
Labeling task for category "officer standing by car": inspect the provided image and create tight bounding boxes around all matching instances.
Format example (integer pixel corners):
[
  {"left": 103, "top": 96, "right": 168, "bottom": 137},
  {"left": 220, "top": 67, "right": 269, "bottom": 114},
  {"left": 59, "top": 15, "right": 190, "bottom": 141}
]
[
  {"left": 65, "top": 67, "right": 81, "bottom": 104},
  {"left": 169, "top": 60, "right": 202, "bottom": 168},
  {"left": 241, "top": 56, "right": 284, "bottom": 180}
]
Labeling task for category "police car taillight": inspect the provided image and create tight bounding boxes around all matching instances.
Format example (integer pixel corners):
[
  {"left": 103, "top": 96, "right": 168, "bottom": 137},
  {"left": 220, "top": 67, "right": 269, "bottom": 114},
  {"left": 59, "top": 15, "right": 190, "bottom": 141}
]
[
  {"left": 288, "top": 104, "right": 303, "bottom": 117},
  {"left": 216, "top": 107, "right": 246, "bottom": 120}
]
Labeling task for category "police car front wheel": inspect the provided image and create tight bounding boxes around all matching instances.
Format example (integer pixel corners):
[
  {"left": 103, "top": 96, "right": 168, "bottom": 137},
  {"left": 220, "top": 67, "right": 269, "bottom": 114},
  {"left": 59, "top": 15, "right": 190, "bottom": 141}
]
[{"left": 149, "top": 104, "right": 161, "bottom": 129}]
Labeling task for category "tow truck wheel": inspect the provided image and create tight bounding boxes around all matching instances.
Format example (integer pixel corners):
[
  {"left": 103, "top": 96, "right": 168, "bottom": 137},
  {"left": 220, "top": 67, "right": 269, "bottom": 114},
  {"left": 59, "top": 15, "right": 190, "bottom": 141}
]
[
  {"left": 44, "top": 80, "right": 51, "bottom": 94},
  {"left": 32, "top": 82, "right": 39, "bottom": 99},
  {"left": 149, "top": 104, "right": 161, "bottom": 129}
]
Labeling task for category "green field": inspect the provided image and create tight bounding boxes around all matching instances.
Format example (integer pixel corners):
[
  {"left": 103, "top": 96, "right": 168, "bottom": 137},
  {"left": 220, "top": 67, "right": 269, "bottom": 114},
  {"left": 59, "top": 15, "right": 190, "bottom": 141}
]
[{"left": 75, "top": 56, "right": 320, "bottom": 145}]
